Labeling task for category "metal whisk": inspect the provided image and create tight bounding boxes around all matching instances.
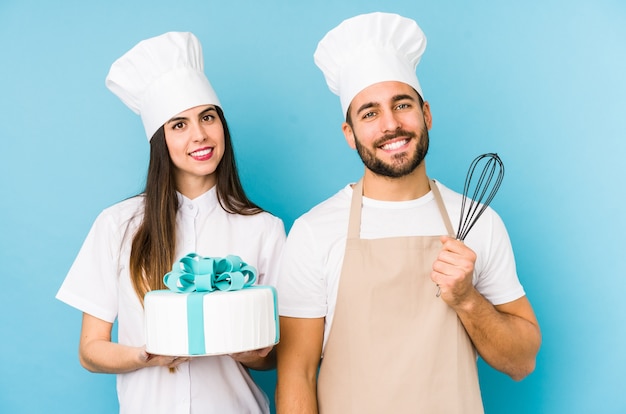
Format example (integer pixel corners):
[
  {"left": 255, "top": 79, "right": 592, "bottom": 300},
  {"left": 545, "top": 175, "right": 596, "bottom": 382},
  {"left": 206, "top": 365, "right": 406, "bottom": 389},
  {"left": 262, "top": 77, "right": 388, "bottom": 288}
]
[
  {"left": 456, "top": 153, "right": 505, "bottom": 240},
  {"left": 436, "top": 153, "right": 504, "bottom": 298}
]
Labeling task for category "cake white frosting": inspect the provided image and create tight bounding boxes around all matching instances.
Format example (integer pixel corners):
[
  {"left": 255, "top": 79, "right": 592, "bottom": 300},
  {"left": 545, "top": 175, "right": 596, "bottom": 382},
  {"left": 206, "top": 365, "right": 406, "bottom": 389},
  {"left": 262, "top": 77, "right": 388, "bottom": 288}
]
[
  {"left": 144, "top": 286, "right": 278, "bottom": 356},
  {"left": 144, "top": 253, "right": 279, "bottom": 356}
]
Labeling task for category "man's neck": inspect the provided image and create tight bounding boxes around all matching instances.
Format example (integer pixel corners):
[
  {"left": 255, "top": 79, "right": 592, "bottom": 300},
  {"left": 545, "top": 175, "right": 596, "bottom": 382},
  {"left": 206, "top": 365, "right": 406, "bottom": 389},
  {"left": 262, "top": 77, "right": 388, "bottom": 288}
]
[{"left": 361, "top": 164, "right": 430, "bottom": 201}]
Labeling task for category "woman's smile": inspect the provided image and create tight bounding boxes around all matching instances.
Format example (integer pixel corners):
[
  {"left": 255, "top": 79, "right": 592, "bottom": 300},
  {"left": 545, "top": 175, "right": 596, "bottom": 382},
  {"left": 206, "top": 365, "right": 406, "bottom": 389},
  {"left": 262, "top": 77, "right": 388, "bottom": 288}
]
[{"left": 189, "top": 146, "right": 214, "bottom": 161}]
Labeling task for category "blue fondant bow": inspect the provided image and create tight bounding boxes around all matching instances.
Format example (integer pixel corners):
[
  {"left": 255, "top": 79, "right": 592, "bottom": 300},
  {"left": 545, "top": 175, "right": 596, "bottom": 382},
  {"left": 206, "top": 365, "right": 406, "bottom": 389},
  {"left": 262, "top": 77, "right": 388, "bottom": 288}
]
[{"left": 164, "top": 253, "right": 257, "bottom": 293}]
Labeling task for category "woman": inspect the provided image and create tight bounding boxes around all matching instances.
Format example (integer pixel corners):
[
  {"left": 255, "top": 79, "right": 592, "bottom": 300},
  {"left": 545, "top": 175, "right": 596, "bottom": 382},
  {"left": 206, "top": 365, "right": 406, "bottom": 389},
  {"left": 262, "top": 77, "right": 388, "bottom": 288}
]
[{"left": 56, "top": 32, "right": 285, "bottom": 413}]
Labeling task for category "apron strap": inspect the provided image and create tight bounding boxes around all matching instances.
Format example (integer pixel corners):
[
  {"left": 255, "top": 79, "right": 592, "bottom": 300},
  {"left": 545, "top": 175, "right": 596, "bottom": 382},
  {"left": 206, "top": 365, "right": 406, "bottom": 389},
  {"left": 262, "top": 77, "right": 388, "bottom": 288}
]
[
  {"left": 430, "top": 179, "right": 456, "bottom": 237},
  {"left": 348, "top": 178, "right": 455, "bottom": 239},
  {"left": 347, "top": 179, "right": 364, "bottom": 240}
]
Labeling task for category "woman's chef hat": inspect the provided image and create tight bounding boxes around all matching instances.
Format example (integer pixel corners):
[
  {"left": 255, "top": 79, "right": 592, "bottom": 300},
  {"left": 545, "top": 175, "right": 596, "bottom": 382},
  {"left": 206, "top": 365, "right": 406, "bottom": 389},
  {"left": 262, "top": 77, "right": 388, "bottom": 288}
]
[
  {"left": 314, "top": 12, "right": 427, "bottom": 117},
  {"left": 105, "top": 31, "right": 221, "bottom": 141}
]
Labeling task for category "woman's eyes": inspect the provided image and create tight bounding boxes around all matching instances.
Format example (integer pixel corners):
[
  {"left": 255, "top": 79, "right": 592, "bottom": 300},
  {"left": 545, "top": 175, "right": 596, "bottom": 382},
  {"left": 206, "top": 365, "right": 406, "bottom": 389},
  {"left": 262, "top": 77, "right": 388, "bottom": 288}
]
[{"left": 171, "top": 115, "right": 213, "bottom": 129}]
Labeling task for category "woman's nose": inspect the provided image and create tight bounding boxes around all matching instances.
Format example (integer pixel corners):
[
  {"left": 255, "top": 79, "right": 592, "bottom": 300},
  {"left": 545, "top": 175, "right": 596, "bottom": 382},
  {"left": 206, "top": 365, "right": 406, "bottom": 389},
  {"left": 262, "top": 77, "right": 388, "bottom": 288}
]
[{"left": 191, "top": 122, "right": 208, "bottom": 142}]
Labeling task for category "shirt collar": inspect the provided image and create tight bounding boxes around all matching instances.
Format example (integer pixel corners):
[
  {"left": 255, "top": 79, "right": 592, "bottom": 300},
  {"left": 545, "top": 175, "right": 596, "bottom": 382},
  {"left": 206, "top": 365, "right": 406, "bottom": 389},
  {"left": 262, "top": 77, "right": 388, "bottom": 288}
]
[{"left": 177, "top": 186, "right": 219, "bottom": 216}]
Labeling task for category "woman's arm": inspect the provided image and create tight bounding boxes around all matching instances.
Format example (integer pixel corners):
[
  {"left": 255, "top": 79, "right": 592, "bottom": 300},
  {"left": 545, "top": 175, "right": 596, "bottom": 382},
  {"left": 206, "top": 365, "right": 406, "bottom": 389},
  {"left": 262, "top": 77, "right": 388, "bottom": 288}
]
[{"left": 79, "top": 313, "right": 188, "bottom": 373}]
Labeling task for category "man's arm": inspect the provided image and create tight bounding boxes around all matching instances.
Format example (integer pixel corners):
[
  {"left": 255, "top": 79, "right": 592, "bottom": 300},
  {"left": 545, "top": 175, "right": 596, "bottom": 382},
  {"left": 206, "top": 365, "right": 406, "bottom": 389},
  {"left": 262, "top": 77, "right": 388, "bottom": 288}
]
[
  {"left": 454, "top": 293, "right": 540, "bottom": 380},
  {"left": 275, "top": 316, "right": 324, "bottom": 414},
  {"left": 432, "top": 236, "right": 541, "bottom": 381}
]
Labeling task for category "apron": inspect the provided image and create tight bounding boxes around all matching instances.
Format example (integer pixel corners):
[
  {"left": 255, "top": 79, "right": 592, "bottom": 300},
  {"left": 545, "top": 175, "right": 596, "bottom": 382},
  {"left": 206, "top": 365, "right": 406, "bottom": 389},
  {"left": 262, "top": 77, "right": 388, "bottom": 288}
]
[{"left": 317, "top": 179, "right": 484, "bottom": 414}]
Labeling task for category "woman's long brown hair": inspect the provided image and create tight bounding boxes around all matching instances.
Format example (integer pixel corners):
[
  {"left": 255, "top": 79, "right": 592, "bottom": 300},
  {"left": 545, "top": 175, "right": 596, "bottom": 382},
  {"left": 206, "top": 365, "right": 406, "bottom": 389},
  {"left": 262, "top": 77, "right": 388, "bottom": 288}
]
[{"left": 128, "top": 106, "right": 263, "bottom": 304}]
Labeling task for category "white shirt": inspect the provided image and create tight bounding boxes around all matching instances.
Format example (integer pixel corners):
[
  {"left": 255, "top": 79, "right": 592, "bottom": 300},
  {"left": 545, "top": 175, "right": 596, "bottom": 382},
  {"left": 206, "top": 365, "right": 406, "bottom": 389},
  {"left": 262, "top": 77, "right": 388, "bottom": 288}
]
[
  {"left": 277, "top": 181, "right": 525, "bottom": 350},
  {"left": 57, "top": 187, "right": 286, "bottom": 414}
]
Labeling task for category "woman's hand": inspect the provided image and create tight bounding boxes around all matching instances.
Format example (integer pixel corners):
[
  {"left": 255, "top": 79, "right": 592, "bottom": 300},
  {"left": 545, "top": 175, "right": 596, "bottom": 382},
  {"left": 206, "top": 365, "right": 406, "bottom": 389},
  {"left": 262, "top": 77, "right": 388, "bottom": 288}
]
[
  {"left": 229, "top": 346, "right": 275, "bottom": 370},
  {"left": 140, "top": 348, "right": 190, "bottom": 369}
]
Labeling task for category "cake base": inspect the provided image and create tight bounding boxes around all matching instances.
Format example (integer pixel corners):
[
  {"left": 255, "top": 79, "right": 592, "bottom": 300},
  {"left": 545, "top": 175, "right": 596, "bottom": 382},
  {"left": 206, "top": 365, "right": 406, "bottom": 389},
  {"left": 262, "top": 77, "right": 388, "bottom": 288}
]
[{"left": 144, "top": 286, "right": 278, "bottom": 356}]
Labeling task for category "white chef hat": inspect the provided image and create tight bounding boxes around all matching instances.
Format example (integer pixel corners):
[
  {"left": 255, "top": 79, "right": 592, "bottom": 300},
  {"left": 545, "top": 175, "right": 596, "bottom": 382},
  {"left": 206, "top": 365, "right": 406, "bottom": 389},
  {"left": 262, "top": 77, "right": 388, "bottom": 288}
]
[
  {"left": 105, "top": 31, "right": 221, "bottom": 141},
  {"left": 314, "top": 12, "right": 427, "bottom": 117}
]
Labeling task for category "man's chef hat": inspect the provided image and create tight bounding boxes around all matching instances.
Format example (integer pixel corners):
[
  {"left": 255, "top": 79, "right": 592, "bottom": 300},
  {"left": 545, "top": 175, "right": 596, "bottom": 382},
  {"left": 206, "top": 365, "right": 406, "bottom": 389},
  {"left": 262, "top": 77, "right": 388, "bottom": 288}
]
[
  {"left": 105, "top": 31, "right": 221, "bottom": 141},
  {"left": 314, "top": 12, "right": 427, "bottom": 117}
]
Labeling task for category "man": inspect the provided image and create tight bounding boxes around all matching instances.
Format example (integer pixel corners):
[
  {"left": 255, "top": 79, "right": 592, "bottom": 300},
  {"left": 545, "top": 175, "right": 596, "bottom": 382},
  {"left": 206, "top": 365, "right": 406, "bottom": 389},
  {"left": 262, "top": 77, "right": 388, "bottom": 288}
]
[{"left": 275, "top": 12, "right": 541, "bottom": 414}]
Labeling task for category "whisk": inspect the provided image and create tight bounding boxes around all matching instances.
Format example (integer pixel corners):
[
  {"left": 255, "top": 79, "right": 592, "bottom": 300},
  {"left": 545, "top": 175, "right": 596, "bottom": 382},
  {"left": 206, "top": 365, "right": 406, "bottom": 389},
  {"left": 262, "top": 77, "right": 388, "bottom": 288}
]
[
  {"left": 436, "top": 153, "right": 504, "bottom": 297},
  {"left": 456, "top": 153, "right": 505, "bottom": 240}
]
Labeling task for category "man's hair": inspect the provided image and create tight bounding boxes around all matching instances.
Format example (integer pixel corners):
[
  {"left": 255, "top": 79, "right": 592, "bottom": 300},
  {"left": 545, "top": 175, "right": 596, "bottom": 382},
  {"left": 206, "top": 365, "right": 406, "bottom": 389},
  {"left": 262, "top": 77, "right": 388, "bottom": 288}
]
[
  {"left": 345, "top": 88, "right": 425, "bottom": 127},
  {"left": 128, "top": 106, "right": 263, "bottom": 303}
]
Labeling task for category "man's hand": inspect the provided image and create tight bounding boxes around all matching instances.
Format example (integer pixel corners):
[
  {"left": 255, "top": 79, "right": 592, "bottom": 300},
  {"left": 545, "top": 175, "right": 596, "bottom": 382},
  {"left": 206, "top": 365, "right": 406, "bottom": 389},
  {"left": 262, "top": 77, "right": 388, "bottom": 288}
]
[{"left": 431, "top": 235, "right": 476, "bottom": 308}]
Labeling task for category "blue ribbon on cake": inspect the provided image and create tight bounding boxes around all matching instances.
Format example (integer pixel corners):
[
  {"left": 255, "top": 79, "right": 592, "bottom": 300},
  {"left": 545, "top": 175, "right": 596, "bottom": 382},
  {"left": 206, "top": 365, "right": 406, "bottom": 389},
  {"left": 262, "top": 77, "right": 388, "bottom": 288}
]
[
  {"left": 163, "top": 253, "right": 258, "bottom": 355},
  {"left": 164, "top": 253, "right": 257, "bottom": 293}
]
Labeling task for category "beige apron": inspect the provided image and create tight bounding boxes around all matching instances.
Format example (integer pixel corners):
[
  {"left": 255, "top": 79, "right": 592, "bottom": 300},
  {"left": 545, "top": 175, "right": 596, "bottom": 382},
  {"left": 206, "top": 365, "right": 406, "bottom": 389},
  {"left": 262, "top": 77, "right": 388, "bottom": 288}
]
[{"left": 317, "top": 179, "right": 484, "bottom": 413}]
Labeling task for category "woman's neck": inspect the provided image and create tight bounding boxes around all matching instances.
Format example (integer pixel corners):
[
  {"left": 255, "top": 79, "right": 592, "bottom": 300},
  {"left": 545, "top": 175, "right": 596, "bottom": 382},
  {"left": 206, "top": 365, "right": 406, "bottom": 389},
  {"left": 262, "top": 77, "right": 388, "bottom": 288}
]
[{"left": 175, "top": 175, "right": 217, "bottom": 200}]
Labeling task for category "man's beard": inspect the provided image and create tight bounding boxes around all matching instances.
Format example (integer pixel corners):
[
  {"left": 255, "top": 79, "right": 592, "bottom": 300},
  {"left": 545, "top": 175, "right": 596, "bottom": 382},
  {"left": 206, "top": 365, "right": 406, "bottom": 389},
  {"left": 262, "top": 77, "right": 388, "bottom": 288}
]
[{"left": 354, "top": 125, "right": 429, "bottom": 178}]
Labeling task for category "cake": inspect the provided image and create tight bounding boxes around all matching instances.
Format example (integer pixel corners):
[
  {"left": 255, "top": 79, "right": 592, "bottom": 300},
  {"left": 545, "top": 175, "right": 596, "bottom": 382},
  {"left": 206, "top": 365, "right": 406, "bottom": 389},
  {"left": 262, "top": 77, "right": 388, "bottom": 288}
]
[{"left": 144, "top": 253, "right": 279, "bottom": 356}]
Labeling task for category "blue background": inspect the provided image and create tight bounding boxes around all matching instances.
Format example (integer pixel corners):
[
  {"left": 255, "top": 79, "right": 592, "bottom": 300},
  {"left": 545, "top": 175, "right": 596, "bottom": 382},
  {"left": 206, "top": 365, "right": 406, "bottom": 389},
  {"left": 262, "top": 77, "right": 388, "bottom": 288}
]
[{"left": 1, "top": 0, "right": 625, "bottom": 412}]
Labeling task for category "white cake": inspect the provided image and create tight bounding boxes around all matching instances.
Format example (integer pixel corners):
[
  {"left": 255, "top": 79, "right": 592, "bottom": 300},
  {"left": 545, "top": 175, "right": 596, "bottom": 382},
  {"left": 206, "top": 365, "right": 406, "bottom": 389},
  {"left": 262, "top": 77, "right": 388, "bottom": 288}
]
[{"left": 144, "top": 286, "right": 279, "bottom": 356}]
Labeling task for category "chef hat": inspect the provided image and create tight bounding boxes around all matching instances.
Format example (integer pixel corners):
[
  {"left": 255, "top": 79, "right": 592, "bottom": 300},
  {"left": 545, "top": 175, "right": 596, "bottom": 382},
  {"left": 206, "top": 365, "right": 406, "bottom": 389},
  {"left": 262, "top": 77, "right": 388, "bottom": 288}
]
[
  {"left": 314, "top": 12, "right": 427, "bottom": 117},
  {"left": 105, "top": 31, "right": 221, "bottom": 140}
]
